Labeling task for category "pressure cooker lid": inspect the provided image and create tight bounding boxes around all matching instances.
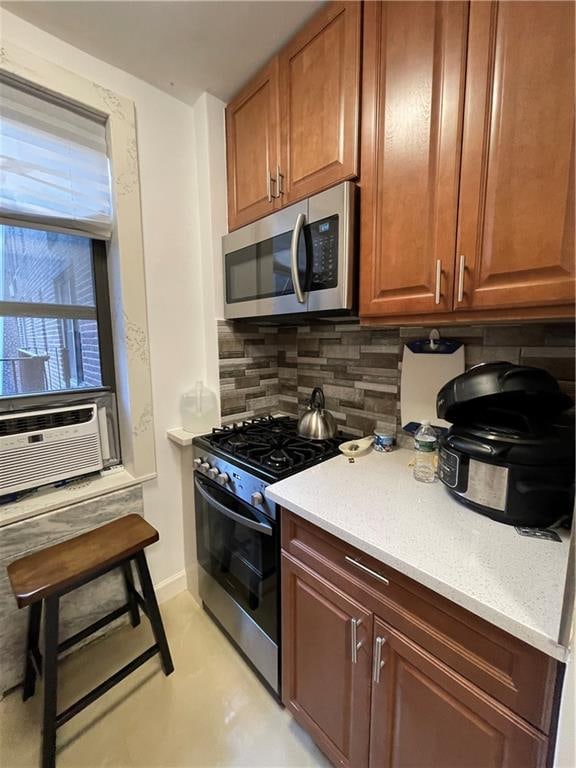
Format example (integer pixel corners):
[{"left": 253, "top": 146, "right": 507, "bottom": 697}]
[{"left": 437, "top": 361, "right": 573, "bottom": 423}]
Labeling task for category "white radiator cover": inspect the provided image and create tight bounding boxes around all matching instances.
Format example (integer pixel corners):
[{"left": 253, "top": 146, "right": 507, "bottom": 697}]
[{"left": 0, "top": 404, "right": 104, "bottom": 495}]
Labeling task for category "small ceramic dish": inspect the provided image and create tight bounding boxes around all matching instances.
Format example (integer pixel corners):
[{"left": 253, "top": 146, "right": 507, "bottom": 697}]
[{"left": 338, "top": 435, "right": 374, "bottom": 458}]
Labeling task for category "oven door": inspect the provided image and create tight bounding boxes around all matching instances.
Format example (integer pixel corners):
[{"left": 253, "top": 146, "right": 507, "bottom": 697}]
[{"left": 194, "top": 474, "right": 278, "bottom": 644}]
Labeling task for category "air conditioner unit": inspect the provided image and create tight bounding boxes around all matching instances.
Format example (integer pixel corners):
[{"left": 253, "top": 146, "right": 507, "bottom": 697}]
[{"left": 0, "top": 404, "right": 104, "bottom": 497}]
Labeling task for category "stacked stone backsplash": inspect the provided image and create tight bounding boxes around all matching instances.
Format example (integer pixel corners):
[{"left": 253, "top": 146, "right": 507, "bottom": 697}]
[
  {"left": 218, "top": 320, "right": 575, "bottom": 440},
  {"left": 218, "top": 322, "right": 282, "bottom": 420}
]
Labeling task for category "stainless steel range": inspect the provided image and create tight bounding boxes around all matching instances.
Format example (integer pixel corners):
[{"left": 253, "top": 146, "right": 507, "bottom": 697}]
[{"left": 192, "top": 416, "right": 347, "bottom": 696}]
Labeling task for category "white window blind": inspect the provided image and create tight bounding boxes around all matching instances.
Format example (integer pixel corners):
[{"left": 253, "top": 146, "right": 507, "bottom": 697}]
[{"left": 0, "top": 79, "right": 113, "bottom": 239}]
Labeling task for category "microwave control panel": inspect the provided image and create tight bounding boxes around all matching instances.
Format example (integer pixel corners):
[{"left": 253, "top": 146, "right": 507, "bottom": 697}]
[{"left": 308, "top": 215, "right": 339, "bottom": 291}]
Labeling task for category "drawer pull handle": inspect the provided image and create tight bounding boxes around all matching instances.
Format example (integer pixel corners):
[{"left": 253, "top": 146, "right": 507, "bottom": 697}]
[
  {"left": 373, "top": 636, "right": 387, "bottom": 683},
  {"left": 345, "top": 556, "right": 390, "bottom": 586},
  {"left": 350, "top": 617, "right": 363, "bottom": 664}
]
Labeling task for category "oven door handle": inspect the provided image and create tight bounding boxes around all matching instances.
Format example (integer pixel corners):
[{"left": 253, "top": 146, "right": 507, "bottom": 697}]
[{"left": 194, "top": 477, "right": 273, "bottom": 536}]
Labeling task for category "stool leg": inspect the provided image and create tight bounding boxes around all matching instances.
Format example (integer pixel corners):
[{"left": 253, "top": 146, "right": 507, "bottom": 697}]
[
  {"left": 42, "top": 596, "right": 59, "bottom": 768},
  {"left": 23, "top": 602, "right": 42, "bottom": 701},
  {"left": 134, "top": 551, "right": 174, "bottom": 676},
  {"left": 121, "top": 560, "right": 140, "bottom": 628}
]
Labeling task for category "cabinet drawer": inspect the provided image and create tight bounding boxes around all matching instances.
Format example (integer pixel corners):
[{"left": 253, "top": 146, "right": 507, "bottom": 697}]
[{"left": 281, "top": 510, "right": 560, "bottom": 733}]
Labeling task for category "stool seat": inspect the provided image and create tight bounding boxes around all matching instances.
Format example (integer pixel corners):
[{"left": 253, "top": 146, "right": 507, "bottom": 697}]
[{"left": 7, "top": 514, "right": 158, "bottom": 608}]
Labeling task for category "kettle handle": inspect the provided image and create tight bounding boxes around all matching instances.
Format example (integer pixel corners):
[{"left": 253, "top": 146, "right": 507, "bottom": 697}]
[{"left": 310, "top": 387, "right": 325, "bottom": 410}]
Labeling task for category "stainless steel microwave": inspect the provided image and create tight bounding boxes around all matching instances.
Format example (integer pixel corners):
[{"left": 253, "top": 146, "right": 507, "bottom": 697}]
[{"left": 222, "top": 182, "right": 356, "bottom": 320}]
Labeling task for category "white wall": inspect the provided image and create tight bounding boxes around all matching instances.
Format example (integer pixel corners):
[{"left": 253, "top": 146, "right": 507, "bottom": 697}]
[
  {"left": 0, "top": 9, "right": 226, "bottom": 591},
  {"left": 176, "top": 93, "right": 227, "bottom": 600}
]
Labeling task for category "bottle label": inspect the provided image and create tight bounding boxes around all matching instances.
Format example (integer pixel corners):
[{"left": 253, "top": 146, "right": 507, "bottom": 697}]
[{"left": 415, "top": 435, "right": 437, "bottom": 452}]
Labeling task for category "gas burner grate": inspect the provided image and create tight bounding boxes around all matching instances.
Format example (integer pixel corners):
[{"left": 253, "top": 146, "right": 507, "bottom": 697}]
[{"left": 205, "top": 416, "right": 346, "bottom": 478}]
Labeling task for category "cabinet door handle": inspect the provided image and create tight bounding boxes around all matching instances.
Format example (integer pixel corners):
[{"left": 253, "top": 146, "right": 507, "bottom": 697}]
[
  {"left": 457, "top": 254, "right": 466, "bottom": 302},
  {"left": 434, "top": 259, "right": 442, "bottom": 305},
  {"left": 350, "top": 618, "right": 363, "bottom": 664},
  {"left": 372, "top": 636, "right": 387, "bottom": 683},
  {"left": 345, "top": 556, "right": 390, "bottom": 586},
  {"left": 267, "top": 173, "right": 277, "bottom": 203},
  {"left": 277, "top": 165, "right": 284, "bottom": 197}
]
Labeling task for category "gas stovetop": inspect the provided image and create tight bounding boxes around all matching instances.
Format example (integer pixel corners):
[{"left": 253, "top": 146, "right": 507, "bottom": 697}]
[{"left": 194, "top": 415, "right": 348, "bottom": 482}]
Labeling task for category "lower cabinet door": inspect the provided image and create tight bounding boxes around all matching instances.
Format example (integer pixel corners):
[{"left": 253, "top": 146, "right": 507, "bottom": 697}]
[
  {"left": 369, "top": 618, "right": 549, "bottom": 768},
  {"left": 281, "top": 553, "right": 373, "bottom": 768}
]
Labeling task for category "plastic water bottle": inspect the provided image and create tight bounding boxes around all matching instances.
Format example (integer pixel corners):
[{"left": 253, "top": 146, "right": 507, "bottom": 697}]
[{"left": 413, "top": 421, "right": 437, "bottom": 483}]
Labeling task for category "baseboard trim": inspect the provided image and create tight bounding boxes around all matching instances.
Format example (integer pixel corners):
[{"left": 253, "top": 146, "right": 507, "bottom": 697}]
[{"left": 154, "top": 569, "right": 187, "bottom": 604}]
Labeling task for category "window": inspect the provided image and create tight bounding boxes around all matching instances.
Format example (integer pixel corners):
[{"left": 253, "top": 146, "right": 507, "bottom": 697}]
[
  {"left": 0, "top": 77, "right": 115, "bottom": 401},
  {"left": 0, "top": 225, "right": 114, "bottom": 397}
]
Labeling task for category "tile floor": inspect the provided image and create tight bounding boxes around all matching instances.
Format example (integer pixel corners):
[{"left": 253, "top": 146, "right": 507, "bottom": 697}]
[{"left": 0, "top": 591, "right": 329, "bottom": 767}]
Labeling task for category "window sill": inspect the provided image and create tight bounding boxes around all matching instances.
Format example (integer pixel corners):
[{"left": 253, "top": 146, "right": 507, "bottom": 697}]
[
  {"left": 0, "top": 467, "right": 156, "bottom": 529},
  {"left": 166, "top": 427, "right": 197, "bottom": 447}
]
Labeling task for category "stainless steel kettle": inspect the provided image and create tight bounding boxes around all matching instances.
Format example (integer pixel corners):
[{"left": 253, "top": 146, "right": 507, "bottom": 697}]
[{"left": 297, "top": 387, "right": 337, "bottom": 440}]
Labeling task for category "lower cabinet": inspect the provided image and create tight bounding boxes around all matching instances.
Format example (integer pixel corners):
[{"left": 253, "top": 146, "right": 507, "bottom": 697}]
[
  {"left": 369, "top": 618, "right": 548, "bottom": 768},
  {"left": 281, "top": 554, "right": 372, "bottom": 768},
  {"left": 281, "top": 512, "right": 559, "bottom": 768}
]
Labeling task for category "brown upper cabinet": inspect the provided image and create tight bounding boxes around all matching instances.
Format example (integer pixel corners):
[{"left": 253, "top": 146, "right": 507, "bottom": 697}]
[
  {"left": 360, "top": 1, "right": 469, "bottom": 318},
  {"left": 360, "top": 0, "right": 576, "bottom": 323},
  {"left": 456, "top": 1, "right": 575, "bottom": 314},
  {"left": 279, "top": 2, "right": 361, "bottom": 205},
  {"left": 225, "top": 59, "right": 280, "bottom": 230},
  {"left": 226, "top": 1, "right": 361, "bottom": 231}
]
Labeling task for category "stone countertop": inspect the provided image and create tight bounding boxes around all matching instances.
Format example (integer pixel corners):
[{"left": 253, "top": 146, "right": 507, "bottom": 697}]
[{"left": 266, "top": 448, "right": 571, "bottom": 661}]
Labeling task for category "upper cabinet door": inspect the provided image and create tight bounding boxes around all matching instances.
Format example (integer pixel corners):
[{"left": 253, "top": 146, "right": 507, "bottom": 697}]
[
  {"left": 279, "top": 1, "right": 361, "bottom": 206},
  {"left": 226, "top": 59, "right": 280, "bottom": 231},
  {"left": 456, "top": 1, "right": 575, "bottom": 312},
  {"left": 369, "top": 619, "right": 549, "bottom": 768},
  {"left": 360, "top": 1, "right": 468, "bottom": 319}
]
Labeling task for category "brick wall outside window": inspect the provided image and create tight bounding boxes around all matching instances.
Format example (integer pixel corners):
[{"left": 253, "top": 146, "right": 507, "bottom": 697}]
[{"left": 0, "top": 227, "right": 103, "bottom": 396}]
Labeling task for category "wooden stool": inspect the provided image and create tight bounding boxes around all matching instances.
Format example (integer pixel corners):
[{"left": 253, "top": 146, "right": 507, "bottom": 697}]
[{"left": 7, "top": 514, "right": 174, "bottom": 768}]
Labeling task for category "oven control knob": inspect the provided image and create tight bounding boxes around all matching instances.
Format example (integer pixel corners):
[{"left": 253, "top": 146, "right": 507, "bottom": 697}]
[
  {"left": 251, "top": 492, "right": 264, "bottom": 507},
  {"left": 208, "top": 467, "right": 219, "bottom": 479},
  {"left": 193, "top": 458, "right": 202, "bottom": 468},
  {"left": 200, "top": 462, "right": 210, "bottom": 473},
  {"left": 217, "top": 472, "right": 230, "bottom": 485}
]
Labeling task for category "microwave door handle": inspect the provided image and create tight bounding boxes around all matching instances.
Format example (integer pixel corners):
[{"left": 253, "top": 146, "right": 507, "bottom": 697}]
[
  {"left": 290, "top": 212, "right": 306, "bottom": 304},
  {"left": 194, "top": 477, "right": 273, "bottom": 536}
]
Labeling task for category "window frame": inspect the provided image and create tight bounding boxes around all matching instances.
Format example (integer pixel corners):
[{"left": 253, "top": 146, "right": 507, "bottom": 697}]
[
  {"left": 0, "top": 229, "right": 116, "bottom": 405},
  {"left": 1, "top": 42, "right": 157, "bottom": 491}
]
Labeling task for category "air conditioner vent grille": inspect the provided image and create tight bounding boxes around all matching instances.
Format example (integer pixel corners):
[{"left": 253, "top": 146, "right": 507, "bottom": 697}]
[
  {"left": 0, "top": 435, "right": 102, "bottom": 490},
  {"left": 0, "top": 407, "right": 94, "bottom": 437},
  {"left": 0, "top": 404, "right": 103, "bottom": 495}
]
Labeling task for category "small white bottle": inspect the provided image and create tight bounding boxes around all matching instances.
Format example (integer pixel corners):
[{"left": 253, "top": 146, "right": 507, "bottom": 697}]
[{"left": 413, "top": 420, "right": 437, "bottom": 483}]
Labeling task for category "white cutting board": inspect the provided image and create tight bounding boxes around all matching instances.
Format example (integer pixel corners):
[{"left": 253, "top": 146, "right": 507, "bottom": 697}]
[{"left": 400, "top": 344, "right": 465, "bottom": 429}]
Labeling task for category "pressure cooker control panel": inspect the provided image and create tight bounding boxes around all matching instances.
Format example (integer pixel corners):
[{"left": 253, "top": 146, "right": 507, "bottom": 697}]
[{"left": 438, "top": 447, "right": 460, "bottom": 488}]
